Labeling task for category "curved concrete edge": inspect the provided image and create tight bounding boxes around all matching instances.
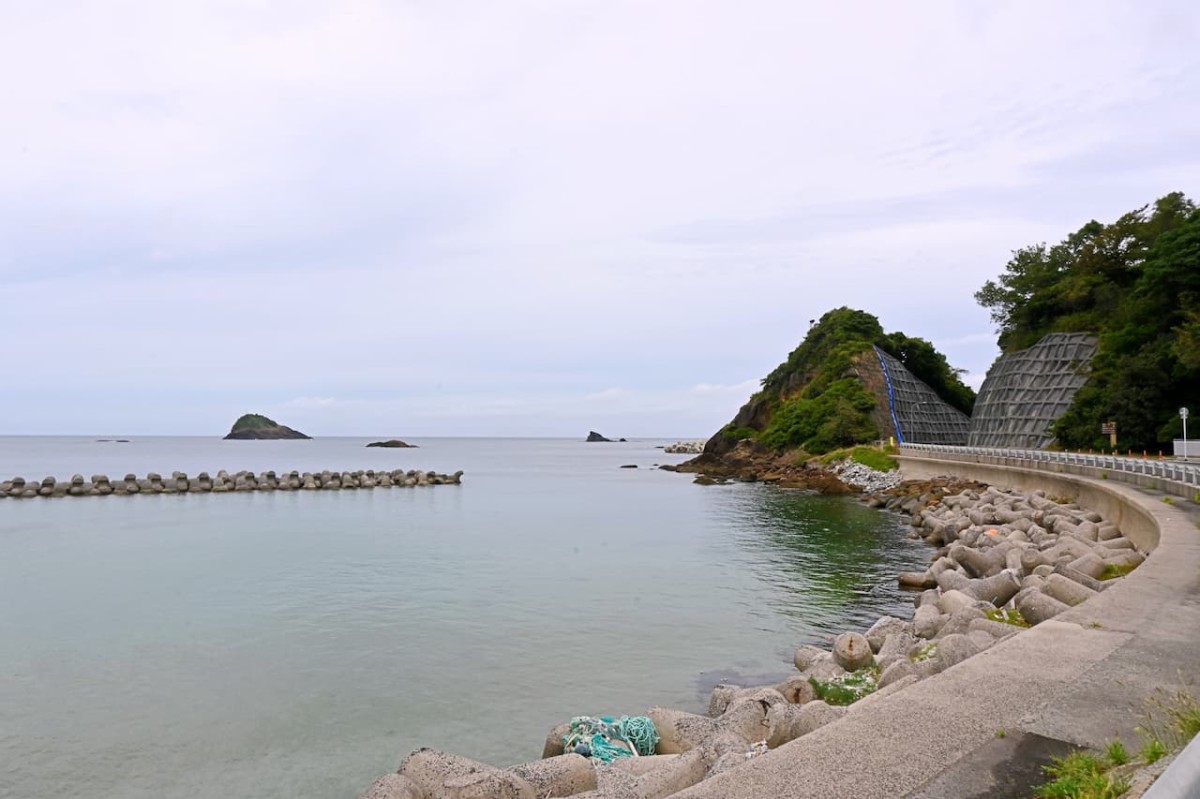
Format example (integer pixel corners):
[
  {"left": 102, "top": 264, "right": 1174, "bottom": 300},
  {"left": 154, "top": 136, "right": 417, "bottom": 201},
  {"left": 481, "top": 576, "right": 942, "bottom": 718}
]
[
  {"left": 673, "top": 457, "right": 1200, "bottom": 799},
  {"left": 896, "top": 454, "right": 1161, "bottom": 552}
]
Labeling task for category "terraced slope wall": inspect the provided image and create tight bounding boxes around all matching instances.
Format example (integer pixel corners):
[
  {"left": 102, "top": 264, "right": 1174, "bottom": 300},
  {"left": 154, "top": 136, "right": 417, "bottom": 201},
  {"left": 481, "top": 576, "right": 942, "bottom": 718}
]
[
  {"left": 869, "top": 347, "right": 971, "bottom": 445},
  {"left": 968, "top": 333, "right": 1098, "bottom": 449}
]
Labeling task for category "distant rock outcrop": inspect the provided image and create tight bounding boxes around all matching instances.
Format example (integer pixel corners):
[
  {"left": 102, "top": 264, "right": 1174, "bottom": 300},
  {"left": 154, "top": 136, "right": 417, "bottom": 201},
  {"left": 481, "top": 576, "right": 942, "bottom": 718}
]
[
  {"left": 366, "top": 439, "right": 418, "bottom": 448},
  {"left": 586, "top": 431, "right": 614, "bottom": 442},
  {"left": 223, "top": 414, "right": 311, "bottom": 440}
]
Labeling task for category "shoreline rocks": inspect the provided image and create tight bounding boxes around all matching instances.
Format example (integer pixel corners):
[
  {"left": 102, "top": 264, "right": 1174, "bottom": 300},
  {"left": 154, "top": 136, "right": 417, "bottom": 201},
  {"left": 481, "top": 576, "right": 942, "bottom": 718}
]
[
  {"left": 1, "top": 468, "right": 463, "bottom": 498},
  {"left": 356, "top": 476, "right": 1149, "bottom": 799},
  {"left": 663, "top": 441, "right": 705, "bottom": 454}
]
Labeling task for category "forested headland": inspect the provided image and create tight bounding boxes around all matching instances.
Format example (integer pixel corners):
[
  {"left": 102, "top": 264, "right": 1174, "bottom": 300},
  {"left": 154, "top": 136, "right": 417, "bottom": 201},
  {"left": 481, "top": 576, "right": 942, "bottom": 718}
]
[{"left": 976, "top": 193, "right": 1200, "bottom": 451}]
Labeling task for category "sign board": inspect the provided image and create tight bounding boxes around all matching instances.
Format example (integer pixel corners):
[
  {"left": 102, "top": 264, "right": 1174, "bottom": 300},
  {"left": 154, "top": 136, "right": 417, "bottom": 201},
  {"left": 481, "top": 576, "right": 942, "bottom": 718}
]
[{"left": 1100, "top": 422, "right": 1117, "bottom": 434}]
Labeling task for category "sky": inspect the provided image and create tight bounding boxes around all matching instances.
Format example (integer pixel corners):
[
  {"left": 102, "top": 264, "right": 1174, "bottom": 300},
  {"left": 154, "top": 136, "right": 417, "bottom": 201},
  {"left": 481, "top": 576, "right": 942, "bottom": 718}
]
[{"left": 3, "top": 1, "right": 1199, "bottom": 437}]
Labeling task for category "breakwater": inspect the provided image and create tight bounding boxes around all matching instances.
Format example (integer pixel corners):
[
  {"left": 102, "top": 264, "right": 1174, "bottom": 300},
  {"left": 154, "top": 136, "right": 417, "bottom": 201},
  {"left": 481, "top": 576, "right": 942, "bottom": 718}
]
[{"left": 0, "top": 468, "right": 463, "bottom": 498}]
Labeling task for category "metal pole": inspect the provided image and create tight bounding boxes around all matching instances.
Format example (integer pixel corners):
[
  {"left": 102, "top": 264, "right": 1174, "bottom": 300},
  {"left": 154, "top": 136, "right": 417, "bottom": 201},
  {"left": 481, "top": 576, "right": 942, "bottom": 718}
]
[{"left": 1182, "top": 408, "right": 1190, "bottom": 462}]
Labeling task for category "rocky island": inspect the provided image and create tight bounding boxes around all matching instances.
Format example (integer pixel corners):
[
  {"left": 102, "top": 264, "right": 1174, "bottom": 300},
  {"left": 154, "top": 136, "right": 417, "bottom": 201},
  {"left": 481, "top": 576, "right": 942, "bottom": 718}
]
[
  {"left": 366, "top": 439, "right": 417, "bottom": 448},
  {"left": 586, "top": 431, "right": 626, "bottom": 442},
  {"left": 223, "top": 413, "right": 311, "bottom": 440}
]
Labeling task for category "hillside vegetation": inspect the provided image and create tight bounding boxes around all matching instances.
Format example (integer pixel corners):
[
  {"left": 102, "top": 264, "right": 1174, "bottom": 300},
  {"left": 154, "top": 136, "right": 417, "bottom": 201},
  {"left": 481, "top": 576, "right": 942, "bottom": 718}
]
[
  {"left": 717, "top": 308, "right": 974, "bottom": 455},
  {"left": 975, "top": 193, "right": 1200, "bottom": 450},
  {"left": 229, "top": 413, "right": 281, "bottom": 432}
]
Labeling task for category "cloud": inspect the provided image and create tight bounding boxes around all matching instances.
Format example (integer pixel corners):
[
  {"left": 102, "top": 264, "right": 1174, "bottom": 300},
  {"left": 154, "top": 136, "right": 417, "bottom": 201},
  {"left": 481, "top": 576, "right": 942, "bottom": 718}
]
[{"left": 1, "top": 1, "right": 1198, "bottom": 434}]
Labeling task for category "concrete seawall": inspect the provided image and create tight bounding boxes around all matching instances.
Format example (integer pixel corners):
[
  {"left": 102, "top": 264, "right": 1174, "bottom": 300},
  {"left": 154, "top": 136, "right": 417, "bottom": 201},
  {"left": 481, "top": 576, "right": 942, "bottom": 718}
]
[
  {"left": 0, "top": 468, "right": 463, "bottom": 498},
  {"left": 673, "top": 454, "right": 1200, "bottom": 798}
]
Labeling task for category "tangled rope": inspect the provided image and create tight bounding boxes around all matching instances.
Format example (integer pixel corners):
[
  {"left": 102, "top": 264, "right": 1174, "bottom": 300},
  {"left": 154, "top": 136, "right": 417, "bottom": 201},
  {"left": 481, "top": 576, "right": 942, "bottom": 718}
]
[{"left": 563, "top": 715, "right": 659, "bottom": 763}]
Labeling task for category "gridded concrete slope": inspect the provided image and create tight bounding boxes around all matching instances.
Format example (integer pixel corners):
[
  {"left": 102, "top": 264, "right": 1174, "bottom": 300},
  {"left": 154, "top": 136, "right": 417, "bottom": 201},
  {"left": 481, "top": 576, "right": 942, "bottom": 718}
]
[
  {"left": 968, "top": 332, "right": 1099, "bottom": 449},
  {"left": 871, "top": 347, "right": 971, "bottom": 445}
]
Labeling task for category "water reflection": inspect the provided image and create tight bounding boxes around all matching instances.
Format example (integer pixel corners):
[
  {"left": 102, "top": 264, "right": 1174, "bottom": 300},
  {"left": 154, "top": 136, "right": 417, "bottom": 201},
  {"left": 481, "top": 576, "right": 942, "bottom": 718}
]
[{"left": 723, "top": 486, "right": 930, "bottom": 644}]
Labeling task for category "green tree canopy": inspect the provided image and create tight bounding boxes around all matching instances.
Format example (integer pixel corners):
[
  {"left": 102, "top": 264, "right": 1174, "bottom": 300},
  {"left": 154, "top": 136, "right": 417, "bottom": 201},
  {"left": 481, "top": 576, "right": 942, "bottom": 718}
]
[{"left": 975, "top": 193, "right": 1200, "bottom": 450}]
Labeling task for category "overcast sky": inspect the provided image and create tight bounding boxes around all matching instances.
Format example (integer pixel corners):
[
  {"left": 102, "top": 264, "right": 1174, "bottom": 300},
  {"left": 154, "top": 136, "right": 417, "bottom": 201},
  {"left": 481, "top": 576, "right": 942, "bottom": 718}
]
[{"left": 3, "top": 1, "right": 1199, "bottom": 437}]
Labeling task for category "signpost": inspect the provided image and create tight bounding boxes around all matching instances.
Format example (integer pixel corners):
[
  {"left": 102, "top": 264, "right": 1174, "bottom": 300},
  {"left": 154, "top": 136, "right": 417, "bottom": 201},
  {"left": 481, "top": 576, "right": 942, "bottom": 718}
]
[
  {"left": 1182, "top": 407, "right": 1190, "bottom": 461},
  {"left": 1101, "top": 420, "right": 1117, "bottom": 449}
]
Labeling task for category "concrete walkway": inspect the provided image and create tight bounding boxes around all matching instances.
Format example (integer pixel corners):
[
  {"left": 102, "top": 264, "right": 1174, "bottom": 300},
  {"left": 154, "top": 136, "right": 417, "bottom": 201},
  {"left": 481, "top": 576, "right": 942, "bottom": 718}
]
[{"left": 675, "top": 457, "right": 1200, "bottom": 799}]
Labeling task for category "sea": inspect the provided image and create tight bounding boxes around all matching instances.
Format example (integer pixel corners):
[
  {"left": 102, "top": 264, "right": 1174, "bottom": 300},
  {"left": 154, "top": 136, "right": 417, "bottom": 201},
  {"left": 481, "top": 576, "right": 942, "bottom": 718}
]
[{"left": 0, "top": 436, "right": 930, "bottom": 799}]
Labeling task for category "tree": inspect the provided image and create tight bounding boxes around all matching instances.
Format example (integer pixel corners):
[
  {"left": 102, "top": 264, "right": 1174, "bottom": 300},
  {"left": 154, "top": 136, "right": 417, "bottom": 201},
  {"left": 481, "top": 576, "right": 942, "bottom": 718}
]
[{"left": 977, "top": 193, "right": 1200, "bottom": 450}]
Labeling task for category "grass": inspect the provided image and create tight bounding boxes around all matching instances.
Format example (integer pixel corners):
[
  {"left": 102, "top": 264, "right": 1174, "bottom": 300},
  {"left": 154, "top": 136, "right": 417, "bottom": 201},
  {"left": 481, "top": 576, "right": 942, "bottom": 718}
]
[
  {"left": 1032, "top": 688, "right": 1200, "bottom": 797},
  {"left": 1100, "top": 562, "right": 1137, "bottom": 580},
  {"left": 1139, "top": 737, "right": 1168, "bottom": 764},
  {"left": 808, "top": 665, "right": 880, "bottom": 706},
  {"left": 984, "top": 607, "right": 1031, "bottom": 627},
  {"left": 816, "top": 445, "right": 898, "bottom": 472},
  {"left": 849, "top": 446, "right": 898, "bottom": 471},
  {"left": 1033, "top": 750, "right": 1130, "bottom": 799},
  {"left": 1145, "top": 685, "right": 1200, "bottom": 743},
  {"left": 1135, "top": 684, "right": 1200, "bottom": 765}
]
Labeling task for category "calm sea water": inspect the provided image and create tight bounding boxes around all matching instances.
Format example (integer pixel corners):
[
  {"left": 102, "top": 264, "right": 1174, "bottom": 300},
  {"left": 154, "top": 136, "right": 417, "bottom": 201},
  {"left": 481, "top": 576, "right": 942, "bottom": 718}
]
[{"left": 0, "top": 437, "right": 929, "bottom": 799}]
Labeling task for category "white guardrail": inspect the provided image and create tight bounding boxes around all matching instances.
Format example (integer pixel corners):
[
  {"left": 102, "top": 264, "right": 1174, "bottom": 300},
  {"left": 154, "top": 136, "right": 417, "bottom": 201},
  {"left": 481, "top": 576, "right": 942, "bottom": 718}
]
[{"left": 898, "top": 443, "right": 1200, "bottom": 495}]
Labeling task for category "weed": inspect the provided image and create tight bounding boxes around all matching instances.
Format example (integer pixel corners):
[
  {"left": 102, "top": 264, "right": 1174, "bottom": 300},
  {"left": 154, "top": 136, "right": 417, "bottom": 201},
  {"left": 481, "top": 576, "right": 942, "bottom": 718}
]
[
  {"left": 808, "top": 665, "right": 880, "bottom": 706},
  {"left": 1088, "top": 621, "right": 1104, "bottom": 629},
  {"left": 1146, "top": 685, "right": 1200, "bottom": 743},
  {"left": 909, "top": 643, "right": 938, "bottom": 663},
  {"left": 1033, "top": 750, "right": 1130, "bottom": 798},
  {"left": 984, "top": 607, "right": 1030, "bottom": 627},
  {"left": 1134, "top": 684, "right": 1200, "bottom": 766},
  {"left": 1100, "top": 472, "right": 1108, "bottom": 479},
  {"left": 1139, "top": 736, "right": 1167, "bottom": 764},
  {"left": 1162, "top": 496, "right": 1175, "bottom": 505},
  {"left": 1104, "top": 739, "right": 1129, "bottom": 765},
  {"left": 1100, "top": 562, "right": 1136, "bottom": 580},
  {"left": 995, "top": 728, "right": 1007, "bottom": 739}
]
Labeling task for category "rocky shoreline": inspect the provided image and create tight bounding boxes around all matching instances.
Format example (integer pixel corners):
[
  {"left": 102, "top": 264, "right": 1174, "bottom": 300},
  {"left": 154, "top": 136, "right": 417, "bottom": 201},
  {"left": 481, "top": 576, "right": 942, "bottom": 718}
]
[
  {"left": 358, "top": 472, "right": 1148, "bottom": 799},
  {"left": 664, "top": 439, "right": 857, "bottom": 493},
  {"left": 0, "top": 468, "right": 463, "bottom": 498}
]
